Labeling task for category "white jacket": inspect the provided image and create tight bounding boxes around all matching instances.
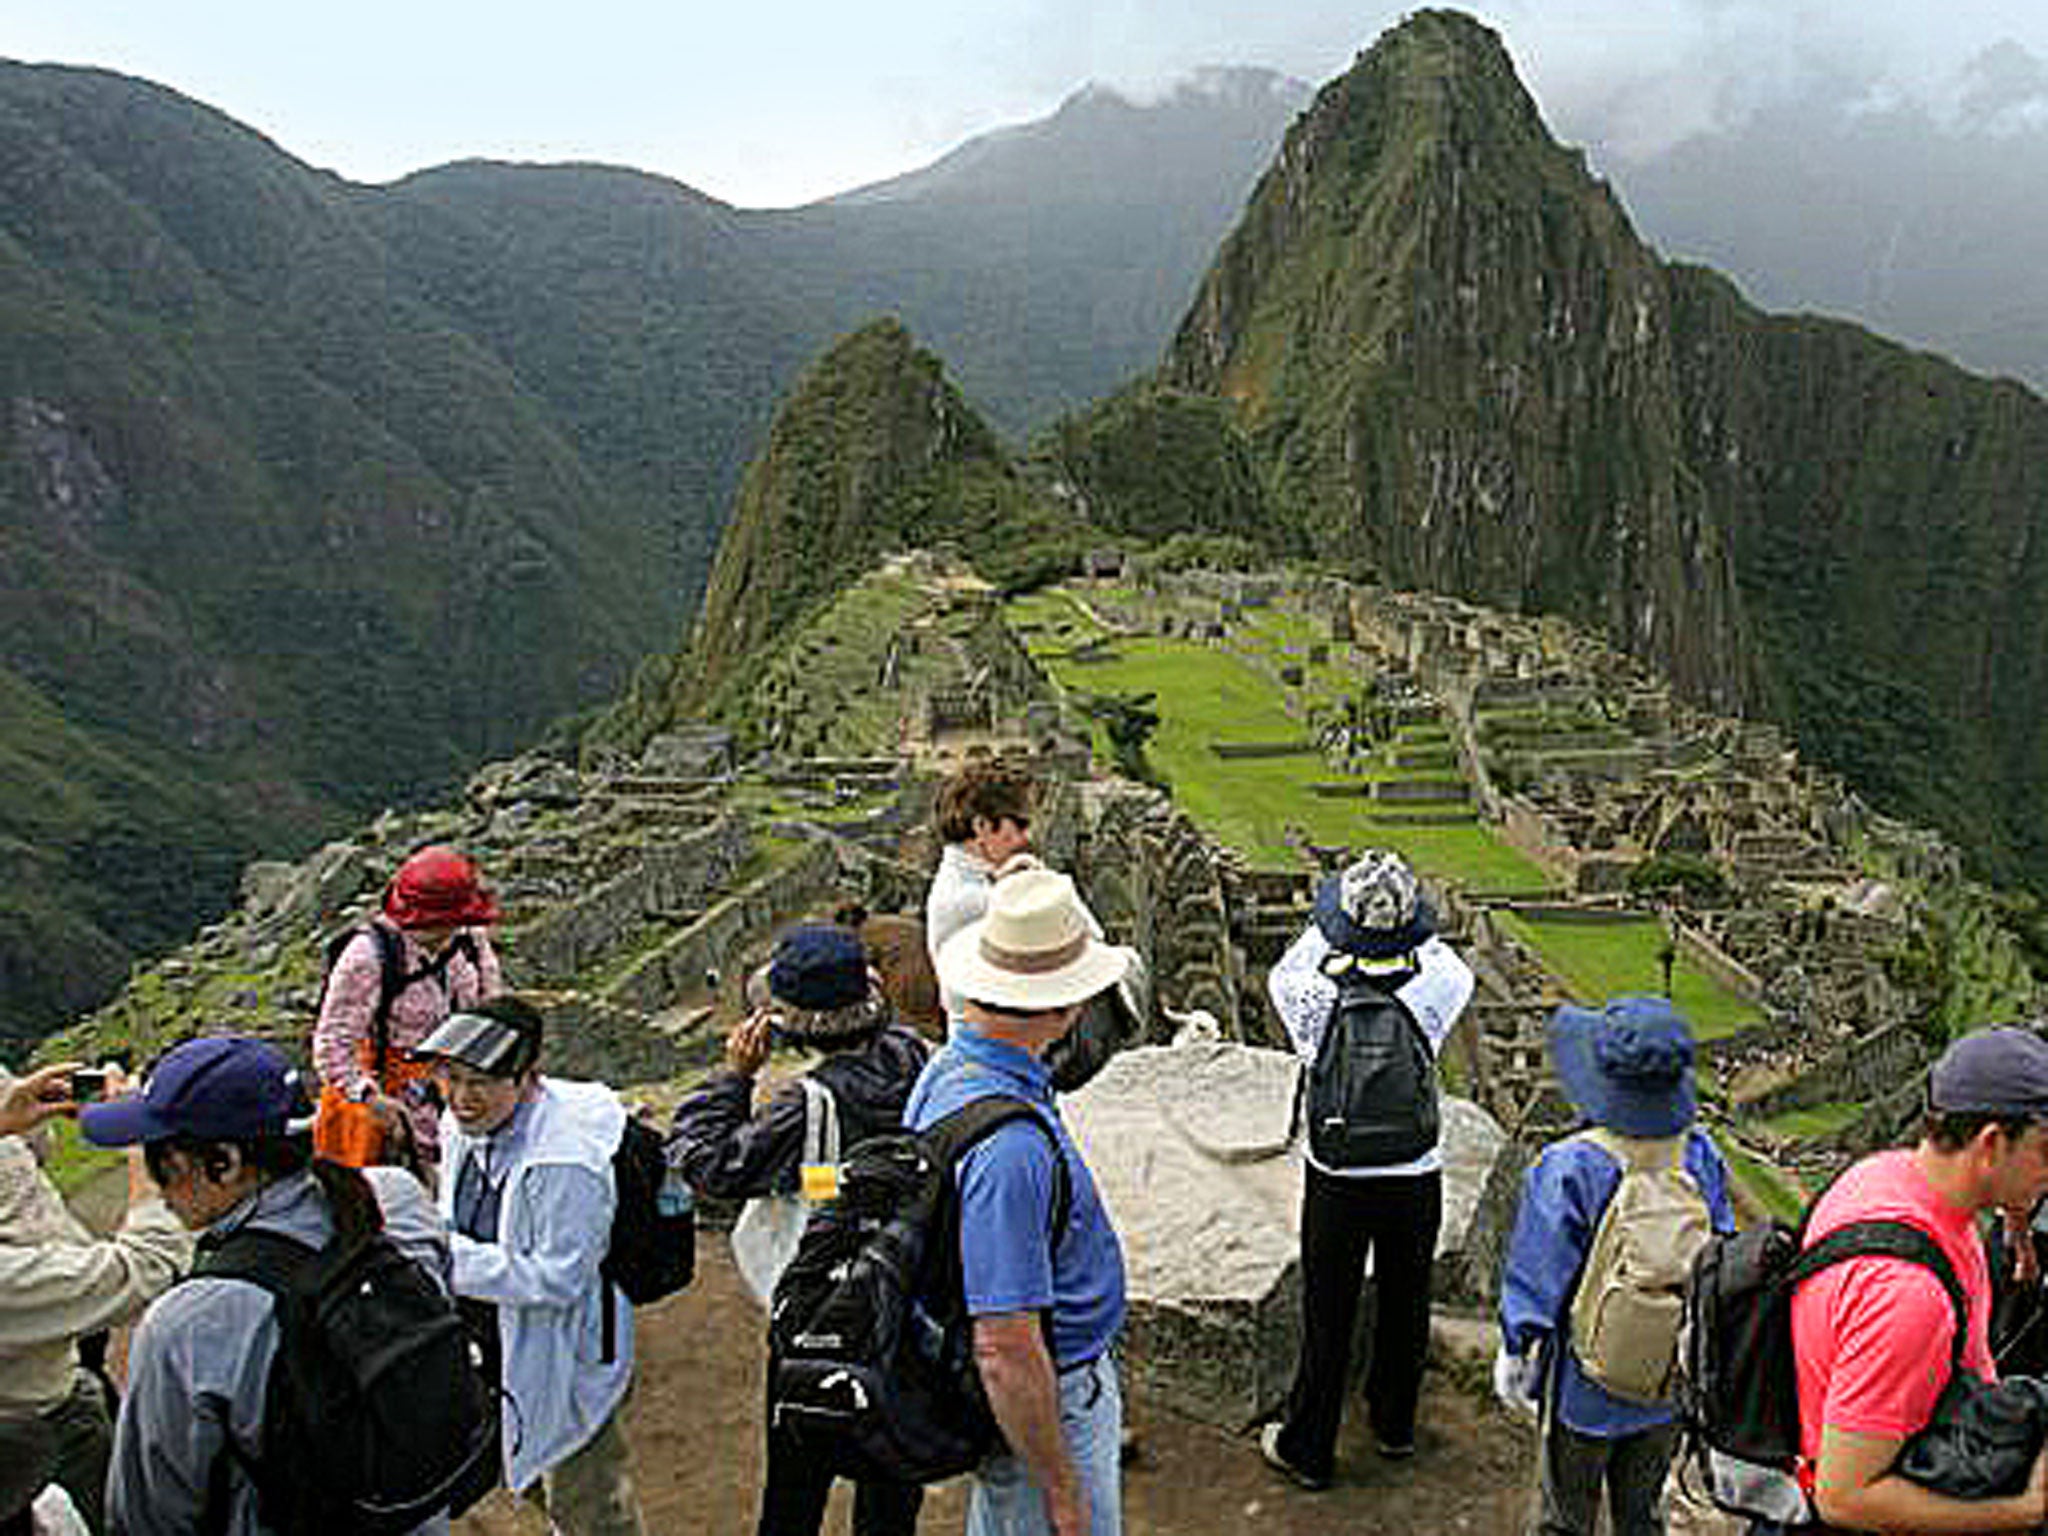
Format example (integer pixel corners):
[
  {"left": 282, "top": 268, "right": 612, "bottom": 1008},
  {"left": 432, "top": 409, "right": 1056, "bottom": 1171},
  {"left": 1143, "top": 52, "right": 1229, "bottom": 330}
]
[{"left": 438, "top": 1078, "right": 631, "bottom": 1492}]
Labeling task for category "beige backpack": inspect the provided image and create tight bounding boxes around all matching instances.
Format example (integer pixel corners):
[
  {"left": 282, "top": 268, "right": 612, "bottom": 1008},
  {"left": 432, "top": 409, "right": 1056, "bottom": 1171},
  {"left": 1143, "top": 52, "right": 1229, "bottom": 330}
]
[{"left": 1567, "top": 1128, "right": 1713, "bottom": 1404}]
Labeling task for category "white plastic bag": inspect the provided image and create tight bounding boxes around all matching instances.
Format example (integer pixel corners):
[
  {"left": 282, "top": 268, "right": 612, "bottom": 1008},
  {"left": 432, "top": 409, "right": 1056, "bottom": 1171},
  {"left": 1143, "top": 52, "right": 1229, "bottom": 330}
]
[
  {"left": 729, "top": 1077, "right": 839, "bottom": 1308},
  {"left": 32, "top": 1483, "right": 89, "bottom": 1536}
]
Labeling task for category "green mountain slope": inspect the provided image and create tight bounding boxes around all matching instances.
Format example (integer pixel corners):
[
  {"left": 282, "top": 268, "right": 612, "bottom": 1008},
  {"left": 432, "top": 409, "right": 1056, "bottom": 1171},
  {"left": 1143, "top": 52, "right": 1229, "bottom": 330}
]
[
  {"left": 0, "top": 59, "right": 1301, "bottom": 1037},
  {"left": 0, "top": 64, "right": 663, "bottom": 1029},
  {"left": 647, "top": 318, "right": 1089, "bottom": 727},
  {"left": 1161, "top": 9, "right": 2048, "bottom": 889}
]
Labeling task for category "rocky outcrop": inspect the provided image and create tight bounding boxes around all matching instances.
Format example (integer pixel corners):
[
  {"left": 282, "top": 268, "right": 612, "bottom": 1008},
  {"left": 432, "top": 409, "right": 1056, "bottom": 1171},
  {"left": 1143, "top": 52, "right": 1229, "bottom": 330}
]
[{"left": 1062, "top": 1042, "right": 1507, "bottom": 1428}]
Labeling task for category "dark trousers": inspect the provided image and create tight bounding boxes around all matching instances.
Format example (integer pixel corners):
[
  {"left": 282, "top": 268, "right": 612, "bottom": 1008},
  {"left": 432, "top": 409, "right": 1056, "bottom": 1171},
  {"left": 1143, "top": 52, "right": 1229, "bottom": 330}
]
[
  {"left": 1532, "top": 1415, "right": 1675, "bottom": 1536},
  {"left": 756, "top": 1413, "right": 922, "bottom": 1536},
  {"left": 0, "top": 1371, "right": 112, "bottom": 1535},
  {"left": 1273, "top": 1164, "right": 1442, "bottom": 1482}
]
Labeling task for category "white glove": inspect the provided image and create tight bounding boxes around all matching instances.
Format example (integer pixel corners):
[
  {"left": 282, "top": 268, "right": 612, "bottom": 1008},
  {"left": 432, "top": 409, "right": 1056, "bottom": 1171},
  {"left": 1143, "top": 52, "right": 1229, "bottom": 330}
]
[{"left": 1492, "top": 1344, "right": 1541, "bottom": 1421}]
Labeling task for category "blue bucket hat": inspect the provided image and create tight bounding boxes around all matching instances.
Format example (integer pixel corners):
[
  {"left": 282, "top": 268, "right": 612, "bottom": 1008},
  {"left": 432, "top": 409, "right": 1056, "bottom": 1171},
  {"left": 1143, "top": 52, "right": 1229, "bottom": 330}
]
[
  {"left": 1549, "top": 996, "right": 1697, "bottom": 1137},
  {"left": 80, "top": 1036, "right": 311, "bottom": 1147},
  {"left": 1313, "top": 850, "right": 1436, "bottom": 961}
]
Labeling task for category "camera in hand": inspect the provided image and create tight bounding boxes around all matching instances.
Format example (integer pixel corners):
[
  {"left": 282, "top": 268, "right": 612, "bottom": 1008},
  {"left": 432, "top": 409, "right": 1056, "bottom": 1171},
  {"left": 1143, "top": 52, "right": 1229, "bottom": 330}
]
[{"left": 70, "top": 1067, "right": 110, "bottom": 1100}]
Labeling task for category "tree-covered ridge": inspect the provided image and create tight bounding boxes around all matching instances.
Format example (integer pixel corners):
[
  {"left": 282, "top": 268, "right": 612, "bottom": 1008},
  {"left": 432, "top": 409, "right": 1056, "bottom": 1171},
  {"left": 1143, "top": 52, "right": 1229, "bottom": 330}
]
[{"left": 0, "top": 56, "right": 1299, "bottom": 1033}]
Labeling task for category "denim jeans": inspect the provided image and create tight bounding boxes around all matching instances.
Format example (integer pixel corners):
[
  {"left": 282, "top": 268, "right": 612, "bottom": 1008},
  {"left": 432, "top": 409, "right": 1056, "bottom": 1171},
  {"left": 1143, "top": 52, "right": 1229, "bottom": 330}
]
[{"left": 967, "top": 1354, "right": 1123, "bottom": 1536}]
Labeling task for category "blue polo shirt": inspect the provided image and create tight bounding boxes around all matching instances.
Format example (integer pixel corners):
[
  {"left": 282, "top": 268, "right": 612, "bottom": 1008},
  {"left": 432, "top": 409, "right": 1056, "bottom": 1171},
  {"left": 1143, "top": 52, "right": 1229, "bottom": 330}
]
[{"left": 905, "top": 1029, "right": 1126, "bottom": 1369}]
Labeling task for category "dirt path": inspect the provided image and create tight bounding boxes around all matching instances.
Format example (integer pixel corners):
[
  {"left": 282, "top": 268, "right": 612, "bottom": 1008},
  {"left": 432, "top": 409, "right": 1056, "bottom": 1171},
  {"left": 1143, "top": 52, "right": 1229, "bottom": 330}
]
[{"left": 456, "top": 1241, "right": 1539, "bottom": 1536}]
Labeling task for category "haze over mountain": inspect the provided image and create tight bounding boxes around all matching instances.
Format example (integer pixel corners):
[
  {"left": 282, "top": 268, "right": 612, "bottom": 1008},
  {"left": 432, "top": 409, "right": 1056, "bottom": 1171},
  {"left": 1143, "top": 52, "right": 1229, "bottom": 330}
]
[{"left": 1583, "top": 37, "right": 2048, "bottom": 398}]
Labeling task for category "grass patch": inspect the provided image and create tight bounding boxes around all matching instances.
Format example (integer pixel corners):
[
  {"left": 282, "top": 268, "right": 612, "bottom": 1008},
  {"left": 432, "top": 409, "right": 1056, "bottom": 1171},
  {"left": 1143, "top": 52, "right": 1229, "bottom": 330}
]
[
  {"left": 1495, "top": 913, "right": 1764, "bottom": 1036},
  {"left": 38, "top": 1117, "right": 124, "bottom": 1197},
  {"left": 1719, "top": 1138, "right": 1808, "bottom": 1224},
  {"left": 1758, "top": 1102, "right": 1864, "bottom": 1140},
  {"left": 1016, "top": 612, "right": 1552, "bottom": 891}
]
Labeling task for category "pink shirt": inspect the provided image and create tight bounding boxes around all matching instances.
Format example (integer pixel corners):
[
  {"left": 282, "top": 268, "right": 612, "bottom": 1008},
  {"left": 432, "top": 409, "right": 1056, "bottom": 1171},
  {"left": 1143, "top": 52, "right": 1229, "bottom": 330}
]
[
  {"left": 312, "top": 919, "right": 501, "bottom": 1161},
  {"left": 1791, "top": 1148, "right": 1994, "bottom": 1462}
]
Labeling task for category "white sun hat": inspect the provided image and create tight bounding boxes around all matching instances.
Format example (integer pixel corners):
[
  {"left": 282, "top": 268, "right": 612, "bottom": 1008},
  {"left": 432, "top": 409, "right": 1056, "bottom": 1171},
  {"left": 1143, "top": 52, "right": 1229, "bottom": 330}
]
[{"left": 936, "top": 866, "right": 1129, "bottom": 1012}]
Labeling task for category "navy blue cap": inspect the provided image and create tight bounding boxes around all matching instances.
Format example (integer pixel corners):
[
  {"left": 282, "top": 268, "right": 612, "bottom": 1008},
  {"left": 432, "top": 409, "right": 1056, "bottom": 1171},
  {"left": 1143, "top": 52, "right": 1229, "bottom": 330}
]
[
  {"left": 1930, "top": 1026, "right": 2048, "bottom": 1118},
  {"left": 769, "top": 924, "right": 870, "bottom": 1013},
  {"left": 80, "top": 1036, "right": 310, "bottom": 1146},
  {"left": 1549, "top": 995, "right": 1697, "bottom": 1138}
]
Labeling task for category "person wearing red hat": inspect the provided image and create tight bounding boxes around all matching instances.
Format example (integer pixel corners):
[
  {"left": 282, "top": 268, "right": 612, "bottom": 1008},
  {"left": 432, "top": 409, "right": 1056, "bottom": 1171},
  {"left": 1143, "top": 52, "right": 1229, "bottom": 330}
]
[{"left": 312, "top": 845, "right": 502, "bottom": 1175}]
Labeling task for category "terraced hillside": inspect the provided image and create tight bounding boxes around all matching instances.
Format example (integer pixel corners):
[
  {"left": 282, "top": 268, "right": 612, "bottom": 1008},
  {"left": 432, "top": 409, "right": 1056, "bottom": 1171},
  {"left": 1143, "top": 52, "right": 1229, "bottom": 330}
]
[{"left": 51, "top": 552, "right": 2044, "bottom": 1221}]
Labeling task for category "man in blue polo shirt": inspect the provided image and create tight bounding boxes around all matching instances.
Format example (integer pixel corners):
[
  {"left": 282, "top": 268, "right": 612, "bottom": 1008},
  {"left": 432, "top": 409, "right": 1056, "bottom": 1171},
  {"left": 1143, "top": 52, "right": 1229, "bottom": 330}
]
[{"left": 913, "top": 862, "right": 1130, "bottom": 1536}]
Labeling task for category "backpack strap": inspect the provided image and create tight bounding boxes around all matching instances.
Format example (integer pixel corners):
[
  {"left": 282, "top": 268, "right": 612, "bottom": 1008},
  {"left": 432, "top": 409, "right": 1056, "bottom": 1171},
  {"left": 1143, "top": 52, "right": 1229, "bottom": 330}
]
[
  {"left": 184, "top": 1226, "right": 326, "bottom": 1526},
  {"left": 922, "top": 1096, "right": 1074, "bottom": 1255},
  {"left": 365, "top": 926, "right": 481, "bottom": 1089},
  {"left": 363, "top": 924, "right": 406, "bottom": 1088},
  {"left": 1788, "top": 1218, "right": 1971, "bottom": 1382},
  {"left": 799, "top": 1076, "right": 841, "bottom": 1169}
]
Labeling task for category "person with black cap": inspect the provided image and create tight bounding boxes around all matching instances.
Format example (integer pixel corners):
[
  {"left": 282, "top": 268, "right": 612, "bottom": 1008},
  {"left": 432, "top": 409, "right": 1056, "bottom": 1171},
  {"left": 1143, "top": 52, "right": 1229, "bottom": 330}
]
[
  {"left": 1257, "top": 849, "right": 1475, "bottom": 1490},
  {"left": 1495, "top": 996, "right": 1737, "bottom": 1536},
  {"left": 78, "top": 1036, "right": 449, "bottom": 1536},
  {"left": 1780, "top": 1024, "right": 2048, "bottom": 1533},
  {"left": 667, "top": 921, "right": 931, "bottom": 1536},
  {"left": 411, "top": 996, "right": 647, "bottom": 1536}
]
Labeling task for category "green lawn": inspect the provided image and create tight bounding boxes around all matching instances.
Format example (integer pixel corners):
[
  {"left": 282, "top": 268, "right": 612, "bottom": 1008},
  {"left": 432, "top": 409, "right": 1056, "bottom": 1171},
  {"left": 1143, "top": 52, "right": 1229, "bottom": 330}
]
[
  {"left": 1494, "top": 912, "right": 1764, "bottom": 1037},
  {"left": 1757, "top": 1102, "right": 1864, "bottom": 1140},
  {"left": 1719, "top": 1139, "right": 1808, "bottom": 1224},
  {"left": 1020, "top": 622, "right": 1551, "bottom": 891}
]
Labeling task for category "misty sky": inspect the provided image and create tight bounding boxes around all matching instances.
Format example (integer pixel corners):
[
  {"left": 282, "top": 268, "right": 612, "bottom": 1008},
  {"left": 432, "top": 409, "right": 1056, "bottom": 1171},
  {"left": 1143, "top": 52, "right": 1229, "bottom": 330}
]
[{"left": 5, "top": 1, "right": 2047, "bottom": 207}]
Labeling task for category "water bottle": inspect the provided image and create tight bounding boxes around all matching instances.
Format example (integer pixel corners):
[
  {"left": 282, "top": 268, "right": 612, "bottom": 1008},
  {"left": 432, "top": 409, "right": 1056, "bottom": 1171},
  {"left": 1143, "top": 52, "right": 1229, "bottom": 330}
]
[{"left": 658, "top": 1164, "right": 696, "bottom": 1218}]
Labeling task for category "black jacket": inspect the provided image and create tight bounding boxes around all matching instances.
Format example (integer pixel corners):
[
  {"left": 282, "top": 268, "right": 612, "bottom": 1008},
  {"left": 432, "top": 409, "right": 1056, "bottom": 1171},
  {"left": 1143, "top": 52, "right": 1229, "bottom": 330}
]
[{"left": 666, "top": 1023, "right": 930, "bottom": 1199}]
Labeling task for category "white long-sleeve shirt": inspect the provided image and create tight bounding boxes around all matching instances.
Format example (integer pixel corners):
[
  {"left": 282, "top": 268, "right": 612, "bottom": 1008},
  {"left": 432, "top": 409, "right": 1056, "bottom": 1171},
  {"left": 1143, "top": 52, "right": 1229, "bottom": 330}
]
[{"left": 1268, "top": 926, "right": 1476, "bottom": 1178}]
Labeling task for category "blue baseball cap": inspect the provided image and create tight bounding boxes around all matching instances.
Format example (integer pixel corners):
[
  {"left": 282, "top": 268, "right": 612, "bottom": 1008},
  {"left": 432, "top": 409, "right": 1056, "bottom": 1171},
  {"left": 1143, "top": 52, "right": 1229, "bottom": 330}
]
[
  {"left": 80, "top": 1036, "right": 311, "bottom": 1146},
  {"left": 1549, "top": 996, "right": 1697, "bottom": 1137}
]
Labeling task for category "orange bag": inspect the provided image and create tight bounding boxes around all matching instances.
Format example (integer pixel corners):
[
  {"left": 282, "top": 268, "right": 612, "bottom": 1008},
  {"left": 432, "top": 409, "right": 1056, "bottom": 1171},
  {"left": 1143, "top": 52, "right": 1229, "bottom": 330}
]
[{"left": 313, "top": 1083, "right": 386, "bottom": 1168}]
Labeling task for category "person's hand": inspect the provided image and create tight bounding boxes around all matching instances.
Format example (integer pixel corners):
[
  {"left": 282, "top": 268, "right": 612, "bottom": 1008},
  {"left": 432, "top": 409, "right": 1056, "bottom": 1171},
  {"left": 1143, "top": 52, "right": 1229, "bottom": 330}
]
[
  {"left": 1492, "top": 1344, "right": 1541, "bottom": 1421},
  {"left": 0, "top": 1063, "right": 79, "bottom": 1138},
  {"left": 2024, "top": 1433, "right": 2048, "bottom": 1528},
  {"left": 725, "top": 1012, "right": 775, "bottom": 1077}
]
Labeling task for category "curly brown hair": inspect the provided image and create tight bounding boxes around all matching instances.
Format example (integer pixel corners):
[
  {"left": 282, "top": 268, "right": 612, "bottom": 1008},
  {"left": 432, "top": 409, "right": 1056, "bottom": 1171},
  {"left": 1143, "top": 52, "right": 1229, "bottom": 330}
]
[{"left": 934, "top": 760, "right": 1036, "bottom": 845}]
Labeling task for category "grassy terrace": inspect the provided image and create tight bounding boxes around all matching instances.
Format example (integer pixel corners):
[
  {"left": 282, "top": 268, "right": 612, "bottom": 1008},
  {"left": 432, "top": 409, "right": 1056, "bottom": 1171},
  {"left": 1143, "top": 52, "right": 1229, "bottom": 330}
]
[
  {"left": 1010, "top": 593, "right": 1550, "bottom": 891},
  {"left": 1493, "top": 912, "right": 1765, "bottom": 1039}
]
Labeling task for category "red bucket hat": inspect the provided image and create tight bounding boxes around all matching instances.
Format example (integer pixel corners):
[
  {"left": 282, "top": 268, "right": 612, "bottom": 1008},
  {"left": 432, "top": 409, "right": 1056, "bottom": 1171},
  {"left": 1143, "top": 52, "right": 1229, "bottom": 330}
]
[{"left": 382, "top": 845, "right": 499, "bottom": 929}]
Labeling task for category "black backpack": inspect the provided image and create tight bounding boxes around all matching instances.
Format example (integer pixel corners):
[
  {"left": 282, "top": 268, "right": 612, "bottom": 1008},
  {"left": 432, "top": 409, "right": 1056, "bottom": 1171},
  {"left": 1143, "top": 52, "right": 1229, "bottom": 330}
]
[
  {"left": 190, "top": 1173, "right": 497, "bottom": 1535},
  {"left": 1302, "top": 974, "right": 1437, "bottom": 1168},
  {"left": 1678, "top": 1215, "right": 1965, "bottom": 1525},
  {"left": 597, "top": 1115, "right": 697, "bottom": 1362},
  {"left": 318, "top": 924, "right": 480, "bottom": 1089},
  {"left": 764, "top": 1096, "right": 1072, "bottom": 1484}
]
